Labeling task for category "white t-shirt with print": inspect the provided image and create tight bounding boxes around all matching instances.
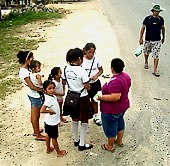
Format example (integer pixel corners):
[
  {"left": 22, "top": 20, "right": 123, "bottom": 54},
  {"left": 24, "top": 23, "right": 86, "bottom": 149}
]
[
  {"left": 19, "top": 68, "right": 40, "bottom": 98},
  {"left": 43, "top": 94, "right": 60, "bottom": 126},
  {"left": 52, "top": 79, "right": 63, "bottom": 101},
  {"left": 81, "top": 56, "right": 102, "bottom": 83},
  {"left": 62, "top": 65, "right": 89, "bottom": 97}
]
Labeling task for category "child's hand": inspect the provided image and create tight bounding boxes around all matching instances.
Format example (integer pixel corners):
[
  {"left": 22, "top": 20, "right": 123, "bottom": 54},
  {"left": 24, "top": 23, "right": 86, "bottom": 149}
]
[
  {"left": 49, "top": 110, "right": 56, "bottom": 115},
  {"left": 91, "top": 75, "right": 98, "bottom": 81}
]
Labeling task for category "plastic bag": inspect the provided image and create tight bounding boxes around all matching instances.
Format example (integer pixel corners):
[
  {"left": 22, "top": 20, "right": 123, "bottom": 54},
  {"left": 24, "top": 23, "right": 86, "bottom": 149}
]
[{"left": 135, "top": 45, "right": 142, "bottom": 57}]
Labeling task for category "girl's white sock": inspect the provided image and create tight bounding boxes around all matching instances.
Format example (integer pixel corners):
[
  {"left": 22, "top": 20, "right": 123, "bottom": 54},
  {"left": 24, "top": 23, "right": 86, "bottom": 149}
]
[
  {"left": 93, "top": 113, "right": 98, "bottom": 120},
  {"left": 79, "top": 123, "right": 88, "bottom": 146},
  {"left": 72, "top": 121, "right": 79, "bottom": 142}
]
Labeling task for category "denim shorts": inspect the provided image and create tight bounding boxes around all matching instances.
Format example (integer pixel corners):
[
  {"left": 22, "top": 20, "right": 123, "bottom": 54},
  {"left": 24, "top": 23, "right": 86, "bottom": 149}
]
[
  {"left": 101, "top": 112, "right": 125, "bottom": 138},
  {"left": 28, "top": 95, "right": 42, "bottom": 108}
]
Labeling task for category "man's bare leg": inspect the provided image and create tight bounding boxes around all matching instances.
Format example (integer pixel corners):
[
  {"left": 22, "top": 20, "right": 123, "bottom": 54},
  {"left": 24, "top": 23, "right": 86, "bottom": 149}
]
[{"left": 154, "top": 58, "right": 159, "bottom": 72}]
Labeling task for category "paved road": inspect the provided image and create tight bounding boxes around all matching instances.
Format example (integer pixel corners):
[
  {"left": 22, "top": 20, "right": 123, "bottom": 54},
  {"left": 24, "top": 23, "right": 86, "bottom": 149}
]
[{"left": 101, "top": 0, "right": 170, "bottom": 165}]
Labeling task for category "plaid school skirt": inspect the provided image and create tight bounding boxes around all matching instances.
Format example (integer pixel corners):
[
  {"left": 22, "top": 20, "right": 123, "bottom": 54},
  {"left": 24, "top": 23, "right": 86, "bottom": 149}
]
[{"left": 63, "top": 95, "right": 94, "bottom": 123}]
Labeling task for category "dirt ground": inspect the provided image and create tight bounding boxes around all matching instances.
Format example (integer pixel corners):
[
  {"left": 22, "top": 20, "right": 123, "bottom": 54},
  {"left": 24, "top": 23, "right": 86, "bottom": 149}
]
[
  {"left": 0, "top": 0, "right": 135, "bottom": 165},
  {"left": 0, "top": 0, "right": 168, "bottom": 166}
]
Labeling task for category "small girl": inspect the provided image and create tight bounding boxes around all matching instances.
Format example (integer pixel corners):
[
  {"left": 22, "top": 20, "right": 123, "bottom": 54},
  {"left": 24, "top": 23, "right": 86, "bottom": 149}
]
[
  {"left": 40, "top": 80, "right": 67, "bottom": 157},
  {"left": 48, "top": 67, "right": 67, "bottom": 123},
  {"left": 30, "top": 60, "right": 44, "bottom": 102},
  {"left": 82, "top": 43, "right": 103, "bottom": 126},
  {"left": 29, "top": 60, "right": 44, "bottom": 88}
]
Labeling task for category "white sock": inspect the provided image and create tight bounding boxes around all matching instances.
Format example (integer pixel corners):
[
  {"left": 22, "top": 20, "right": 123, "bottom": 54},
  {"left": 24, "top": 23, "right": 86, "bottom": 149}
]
[
  {"left": 93, "top": 113, "right": 98, "bottom": 120},
  {"left": 79, "top": 123, "right": 88, "bottom": 146},
  {"left": 72, "top": 121, "right": 79, "bottom": 142}
]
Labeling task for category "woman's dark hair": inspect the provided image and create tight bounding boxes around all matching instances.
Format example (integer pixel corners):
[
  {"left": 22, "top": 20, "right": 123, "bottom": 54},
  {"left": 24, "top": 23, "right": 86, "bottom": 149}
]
[
  {"left": 48, "top": 67, "right": 60, "bottom": 80},
  {"left": 66, "top": 48, "right": 83, "bottom": 64},
  {"left": 43, "top": 80, "right": 55, "bottom": 91},
  {"left": 111, "top": 58, "right": 125, "bottom": 73},
  {"left": 83, "top": 43, "right": 96, "bottom": 51},
  {"left": 17, "top": 50, "right": 33, "bottom": 64},
  {"left": 30, "top": 60, "right": 41, "bottom": 70}
]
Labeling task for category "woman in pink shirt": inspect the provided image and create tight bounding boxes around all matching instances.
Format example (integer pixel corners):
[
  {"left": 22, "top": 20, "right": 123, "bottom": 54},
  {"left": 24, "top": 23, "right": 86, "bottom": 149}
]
[{"left": 97, "top": 58, "right": 131, "bottom": 152}]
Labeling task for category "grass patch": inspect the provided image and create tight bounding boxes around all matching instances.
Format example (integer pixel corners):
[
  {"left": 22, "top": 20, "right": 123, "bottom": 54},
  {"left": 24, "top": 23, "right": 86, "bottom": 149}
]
[
  {"left": 0, "top": 10, "right": 62, "bottom": 28},
  {"left": 0, "top": 8, "right": 64, "bottom": 99}
]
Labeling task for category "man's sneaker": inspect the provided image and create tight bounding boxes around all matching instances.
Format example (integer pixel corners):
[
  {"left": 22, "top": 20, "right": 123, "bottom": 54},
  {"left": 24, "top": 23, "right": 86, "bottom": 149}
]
[{"left": 78, "top": 144, "right": 93, "bottom": 151}]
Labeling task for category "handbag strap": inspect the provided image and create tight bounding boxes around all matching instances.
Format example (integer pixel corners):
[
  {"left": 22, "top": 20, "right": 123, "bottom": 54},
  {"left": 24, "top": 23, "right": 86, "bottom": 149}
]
[
  {"left": 64, "top": 66, "right": 84, "bottom": 93},
  {"left": 88, "top": 57, "right": 95, "bottom": 77}
]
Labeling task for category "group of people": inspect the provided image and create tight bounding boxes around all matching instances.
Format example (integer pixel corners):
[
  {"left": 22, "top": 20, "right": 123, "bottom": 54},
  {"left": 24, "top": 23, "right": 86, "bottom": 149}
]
[
  {"left": 16, "top": 4, "right": 165, "bottom": 157},
  {"left": 17, "top": 42, "right": 131, "bottom": 156}
]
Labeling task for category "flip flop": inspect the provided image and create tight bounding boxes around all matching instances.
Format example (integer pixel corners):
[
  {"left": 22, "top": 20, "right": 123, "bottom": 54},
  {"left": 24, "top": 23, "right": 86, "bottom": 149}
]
[
  {"left": 152, "top": 72, "right": 160, "bottom": 77},
  {"left": 144, "top": 64, "right": 149, "bottom": 69},
  {"left": 61, "top": 119, "right": 68, "bottom": 123},
  {"left": 33, "top": 128, "right": 44, "bottom": 136},
  {"left": 114, "top": 141, "right": 124, "bottom": 147},
  {"left": 35, "top": 137, "right": 46, "bottom": 141},
  {"left": 101, "top": 144, "right": 115, "bottom": 153},
  {"left": 57, "top": 150, "right": 68, "bottom": 157}
]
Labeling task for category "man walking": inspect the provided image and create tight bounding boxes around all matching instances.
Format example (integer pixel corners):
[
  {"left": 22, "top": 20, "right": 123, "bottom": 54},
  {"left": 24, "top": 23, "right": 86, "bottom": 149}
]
[{"left": 139, "top": 5, "right": 165, "bottom": 77}]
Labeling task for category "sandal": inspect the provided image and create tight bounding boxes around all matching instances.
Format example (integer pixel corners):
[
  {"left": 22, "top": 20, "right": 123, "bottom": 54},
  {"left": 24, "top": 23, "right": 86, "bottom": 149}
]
[
  {"left": 61, "top": 118, "right": 68, "bottom": 123},
  {"left": 93, "top": 119, "right": 102, "bottom": 126},
  {"left": 101, "top": 144, "right": 115, "bottom": 153},
  {"left": 144, "top": 64, "right": 149, "bottom": 69},
  {"left": 114, "top": 141, "right": 124, "bottom": 147},
  {"left": 57, "top": 150, "right": 68, "bottom": 157},
  {"left": 33, "top": 128, "right": 44, "bottom": 136},
  {"left": 152, "top": 72, "right": 160, "bottom": 77}
]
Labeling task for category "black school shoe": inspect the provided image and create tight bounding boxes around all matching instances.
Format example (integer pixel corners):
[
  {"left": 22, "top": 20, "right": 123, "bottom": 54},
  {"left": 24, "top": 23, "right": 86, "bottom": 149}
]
[
  {"left": 78, "top": 144, "right": 93, "bottom": 151},
  {"left": 74, "top": 140, "right": 79, "bottom": 147}
]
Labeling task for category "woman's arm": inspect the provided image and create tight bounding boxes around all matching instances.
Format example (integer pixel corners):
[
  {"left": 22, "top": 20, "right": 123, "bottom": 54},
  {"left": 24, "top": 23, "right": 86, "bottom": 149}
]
[
  {"left": 98, "top": 93, "right": 121, "bottom": 102},
  {"left": 25, "top": 77, "right": 43, "bottom": 92}
]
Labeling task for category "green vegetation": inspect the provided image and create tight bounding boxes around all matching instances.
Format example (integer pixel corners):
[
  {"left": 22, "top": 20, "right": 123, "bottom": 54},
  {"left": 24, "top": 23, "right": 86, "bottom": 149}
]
[{"left": 0, "top": 9, "right": 63, "bottom": 99}]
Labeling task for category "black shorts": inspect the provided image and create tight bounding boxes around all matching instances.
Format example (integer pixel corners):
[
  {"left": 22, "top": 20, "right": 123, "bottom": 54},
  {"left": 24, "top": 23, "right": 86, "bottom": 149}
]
[
  {"left": 44, "top": 122, "right": 58, "bottom": 139},
  {"left": 88, "top": 79, "right": 102, "bottom": 98}
]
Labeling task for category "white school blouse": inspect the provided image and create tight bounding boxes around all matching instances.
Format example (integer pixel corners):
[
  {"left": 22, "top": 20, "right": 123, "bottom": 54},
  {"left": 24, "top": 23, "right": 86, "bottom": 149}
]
[
  {"left": 62, "top": 65, "right": 89, "bottom": 97},
  {"left": 81, "top": 56, "right": 102, "bottom": 83}
]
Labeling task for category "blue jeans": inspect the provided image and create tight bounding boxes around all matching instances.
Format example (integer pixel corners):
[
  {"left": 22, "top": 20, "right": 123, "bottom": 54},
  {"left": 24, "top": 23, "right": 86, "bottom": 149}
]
[
  {"left": 28, "top": 95, "right": 42, "bottom": 108},
  {"left": 101, "top": 112, "right": 125, "bottom": 138}
]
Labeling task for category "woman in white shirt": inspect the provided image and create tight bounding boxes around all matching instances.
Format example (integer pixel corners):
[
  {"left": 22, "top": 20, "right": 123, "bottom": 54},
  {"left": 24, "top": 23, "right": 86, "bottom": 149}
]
[
  {"left": 62, "top": 48, "right": 94, "bottom": 151},
  {"left": 17, "top": 50, "right": 45, "bottom": 141}
]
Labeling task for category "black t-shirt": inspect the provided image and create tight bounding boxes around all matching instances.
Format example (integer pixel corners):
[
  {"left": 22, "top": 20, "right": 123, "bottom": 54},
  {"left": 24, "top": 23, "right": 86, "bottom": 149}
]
[{"left": 143, "top": 15, "right": 164, "bottom": 41}]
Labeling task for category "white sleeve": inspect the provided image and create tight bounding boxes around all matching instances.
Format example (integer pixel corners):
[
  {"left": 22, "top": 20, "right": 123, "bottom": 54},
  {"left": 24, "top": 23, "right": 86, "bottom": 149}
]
[
  {"left": 43, "top": 96, "right": 52, "bottom": 109},
  {"left": 96, "top": 57, "right": 102, "bottom": 68}
]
